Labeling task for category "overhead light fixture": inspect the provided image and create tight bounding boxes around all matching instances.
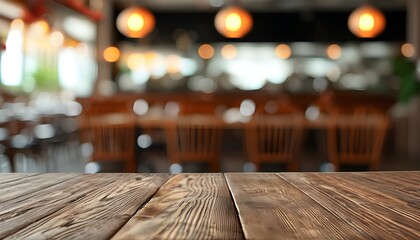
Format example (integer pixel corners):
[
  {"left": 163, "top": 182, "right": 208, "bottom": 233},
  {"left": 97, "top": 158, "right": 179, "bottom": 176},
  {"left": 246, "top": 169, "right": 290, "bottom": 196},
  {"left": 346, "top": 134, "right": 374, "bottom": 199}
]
[
  {"left": 348, "top": 4, "right": 386, "bottom": 38},
  {"left": 116, "top": 6, "right": 155, "bottom": 38},
  {"left": 214, "top": 6, "right": 253, "bottom": 38}
]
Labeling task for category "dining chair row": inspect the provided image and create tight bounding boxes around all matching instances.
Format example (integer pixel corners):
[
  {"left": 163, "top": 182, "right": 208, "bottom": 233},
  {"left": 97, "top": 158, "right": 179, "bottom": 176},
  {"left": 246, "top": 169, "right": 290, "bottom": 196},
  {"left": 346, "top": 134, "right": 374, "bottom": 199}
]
[{"left": 80, "top": 101, "right": 389, "bottom": 173}]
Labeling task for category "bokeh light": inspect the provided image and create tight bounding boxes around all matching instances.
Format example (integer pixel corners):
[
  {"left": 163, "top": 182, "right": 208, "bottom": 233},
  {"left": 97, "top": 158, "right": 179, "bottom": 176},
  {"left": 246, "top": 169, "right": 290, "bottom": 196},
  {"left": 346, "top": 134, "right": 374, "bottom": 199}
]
[
  {"left": 221, "top": 44, "right": 238, "bottom": 59},
  {"left": 239, "top": 99, "right": 256, "bottom": 117},
  {"left": 127, "top": 53, "right": 145, "bottom": 71},
  {"left": 214, "top": 6, "right": 253, "bottom": 38},
  {"left": 166, "top": 54, "right": 182, "bottom": 74},
  {"left": 137, "top": 134, "right": 152, "bottom": 149},
  {"left": 275, "top": 44, "right": 292, "bottom": 59},
  {"left": 50, "top": 31, "right": 64, "bottom": 47},
  {"left": 103, "top": 46, "right": 120, "bottom": 62},
  {"left": 326, "top": 44, "right": 342, "bottom": 60},
  {"left": 28, "top": 20, "right": 48, "bottom": 36},
  {"left": 198, "top": 44, "right": 215, "bottom": 59},
  {"left": 133, "top": 99, "right": 149, "bottom": 115},
  {"left": 348, "top": 5, "right": 386, "bottom": 38},
  {"left": 401, "top": 43, "right": 415, "bottom": 58},
  {"left": 116, "top": 7, "right": 155, "bottom": 38}
]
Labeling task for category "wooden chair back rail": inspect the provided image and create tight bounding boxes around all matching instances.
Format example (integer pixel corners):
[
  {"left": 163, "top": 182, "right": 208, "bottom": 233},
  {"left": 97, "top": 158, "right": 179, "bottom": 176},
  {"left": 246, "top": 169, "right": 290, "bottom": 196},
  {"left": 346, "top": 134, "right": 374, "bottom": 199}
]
[
  {"left": 90, "top": 121, "right": 137, "bottom": 172},
  {"left": 165, "top": 116, "right": 224, "bottom": 172},
  {"left": 176, "top": 127, "right": 221, "bottom": 157},
  {"left": 327, "top": 115, "right": 388, "bottom": 170},
  {"left": 245, "top": 115, "right": 304, "bottom": 171}
]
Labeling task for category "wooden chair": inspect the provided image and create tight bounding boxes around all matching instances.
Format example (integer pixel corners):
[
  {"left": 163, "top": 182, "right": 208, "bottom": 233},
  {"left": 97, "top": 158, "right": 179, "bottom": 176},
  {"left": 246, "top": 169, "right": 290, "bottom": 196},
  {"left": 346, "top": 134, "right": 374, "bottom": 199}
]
[
  {"left": 82, "top": 99, "right": 137, "bottom": 172},
  {"left": 1, "top": 118, "right": 44, "bottom": 173},
  {"left": 244, "top": 114, "right": 305, "bottom": 171},
  {"left": 0, "top": 120, "right": 17, "bottom": 172},
  {"left": 165, "top": 115, "right": 224, "bottom": 172},
  {"left": 326, "top": 112, "right": 389, "bottom": 171},
  {"left": 89, "top": 116, "right": 137, "bottom": 172}
]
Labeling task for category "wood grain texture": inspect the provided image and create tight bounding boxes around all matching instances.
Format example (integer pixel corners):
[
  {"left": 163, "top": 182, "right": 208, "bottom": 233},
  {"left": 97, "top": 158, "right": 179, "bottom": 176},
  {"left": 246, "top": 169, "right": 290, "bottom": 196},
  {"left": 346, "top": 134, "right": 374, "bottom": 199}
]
[
  {"left": 0, "top": 172, "right": 419, "bottom": 240},
  {"left": 320, "top": 172, "right": 420, "bottom": 233},
  {"left": 225, "top": 173, "right": 365, "bottom": 239},
  {"left": 112, "top": 173, "right": 243, "bottom": 240},
  {"left": 5, "top": 174, "right": 169, "bottom": 240},
  {"left": 0, "top": 173, "right": 78, "bottom": 204},
  {"left": 0, "top": 174, "right": 109, "bottom": 238},
  {"left": 337, "top": 172, "right": 420, "bottom": 207},
  {"left": 0, "top": 174, "right": 37, "bottom": 184},
  {"left": 280, "top": 172, "right": 420, "bottom": 239}
]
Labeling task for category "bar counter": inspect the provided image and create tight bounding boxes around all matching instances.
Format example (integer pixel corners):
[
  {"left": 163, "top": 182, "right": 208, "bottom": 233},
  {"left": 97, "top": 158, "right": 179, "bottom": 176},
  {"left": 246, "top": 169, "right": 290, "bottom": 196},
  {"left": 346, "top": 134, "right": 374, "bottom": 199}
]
[{"left": 0, "top": 172, "right": 419, "bottom": 239}]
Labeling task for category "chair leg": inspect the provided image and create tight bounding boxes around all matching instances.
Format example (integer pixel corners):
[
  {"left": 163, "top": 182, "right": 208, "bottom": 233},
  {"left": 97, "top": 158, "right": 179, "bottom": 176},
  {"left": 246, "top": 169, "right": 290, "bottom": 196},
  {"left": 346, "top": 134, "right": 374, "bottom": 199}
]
[
  {"left": 124, "top": 158, "right": 137, "bottom": 173},
  {"left": 5, "top": 150, "right": 15, "bottom": 172},
  {"left": 288, "top": 161, "right": 299, "bottom": 172},
  {"left": 369, "top": 162, "right": 379, "bottom": 171},
  {"left": 209, "top": 160, "right": 219, "bottom": 172}
]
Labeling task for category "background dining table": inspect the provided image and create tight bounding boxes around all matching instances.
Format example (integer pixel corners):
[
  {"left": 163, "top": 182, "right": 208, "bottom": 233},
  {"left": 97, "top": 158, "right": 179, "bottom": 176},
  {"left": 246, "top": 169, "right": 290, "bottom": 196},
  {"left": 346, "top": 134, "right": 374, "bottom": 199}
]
[{"left": 0, "top": 171, "right": 419, "bottom": 239}]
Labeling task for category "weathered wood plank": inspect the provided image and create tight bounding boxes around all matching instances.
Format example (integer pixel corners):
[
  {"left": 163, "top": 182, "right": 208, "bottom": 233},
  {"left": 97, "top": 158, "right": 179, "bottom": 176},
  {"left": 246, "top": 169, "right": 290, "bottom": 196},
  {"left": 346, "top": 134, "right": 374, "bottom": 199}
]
[
  {"left": 379, "top": 171, "right": 420, "bottom": 186},
  {"left": 280, "top": 172, "right": 420, "bottom": 239},
  {"left": 112, "top": 174, "right": 243, "bottom": 240},
  {"left": 0, "top": 174, "right": 114, "bottom": 239},
  {"left": 351, "top": 172, "right": 420, "bottom": 196},
  {"left": 316, "top": 172, "right": 420, "bottom": 232},
  {"left": 0, "top": 173, "right": 78, "bottom": 204},
  {"left": 338, "top": 172, "right": 420, "bottom": 207},
  {"left": 225, "top": 173, "right": 365, "bottom": 239},
  {"left": 5, "top": 174, "right": 169, "bottom": 240},
  {"left": 0, "top": 174, "right": 38, "bottom": 184}
]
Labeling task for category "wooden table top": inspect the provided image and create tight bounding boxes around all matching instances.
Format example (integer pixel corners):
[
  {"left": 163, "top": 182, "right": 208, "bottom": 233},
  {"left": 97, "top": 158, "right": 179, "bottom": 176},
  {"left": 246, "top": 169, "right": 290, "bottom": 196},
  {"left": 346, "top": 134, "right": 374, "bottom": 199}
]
[{"left": 0, "top": 172, "right": 419, "bottom": 239}]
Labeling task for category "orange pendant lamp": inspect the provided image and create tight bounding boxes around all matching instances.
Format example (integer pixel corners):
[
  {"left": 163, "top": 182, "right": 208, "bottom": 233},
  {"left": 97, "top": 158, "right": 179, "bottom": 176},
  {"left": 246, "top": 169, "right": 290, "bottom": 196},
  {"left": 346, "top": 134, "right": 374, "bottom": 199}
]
[
  {"left": 116, "top": 6, "right": 155, "bottom": 38},
  {"left": 214, "top": 6, "right": 253, "bottom": 38},
  {"left": 348, "top": 4, "right": 386, "bottom": 38}
]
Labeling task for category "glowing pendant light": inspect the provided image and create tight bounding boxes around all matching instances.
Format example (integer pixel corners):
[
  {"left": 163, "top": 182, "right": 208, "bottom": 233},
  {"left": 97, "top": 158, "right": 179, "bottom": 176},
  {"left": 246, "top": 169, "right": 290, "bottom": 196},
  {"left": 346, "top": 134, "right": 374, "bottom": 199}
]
[
  {"left": 348, "top": 5, "right": 386, "bottom": 38},
  {"left": 214, "top": 6, "right": 253, "bottom": 38},
  {"left": 116, "top": 7, "right": 155, "bottom": 38}
]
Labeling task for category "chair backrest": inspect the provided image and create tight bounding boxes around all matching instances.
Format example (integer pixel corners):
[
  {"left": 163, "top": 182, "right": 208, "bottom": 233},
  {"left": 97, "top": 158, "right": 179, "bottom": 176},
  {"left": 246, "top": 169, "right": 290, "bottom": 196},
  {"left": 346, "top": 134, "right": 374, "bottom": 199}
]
[
  {"left": 77, "top": 98, "right": 135, "bottom": 144},
  {"left": 165, "top": 115, "right": 224, "bottom": 172},
  {"left": 245, "top": 114, "right": 305, "bottom": 171},
  {"left": 327, "top": 113, "right": 389, "bottom": 171},
  {"left": 90, "top": 118, "right": 137, "bottom": 172}
]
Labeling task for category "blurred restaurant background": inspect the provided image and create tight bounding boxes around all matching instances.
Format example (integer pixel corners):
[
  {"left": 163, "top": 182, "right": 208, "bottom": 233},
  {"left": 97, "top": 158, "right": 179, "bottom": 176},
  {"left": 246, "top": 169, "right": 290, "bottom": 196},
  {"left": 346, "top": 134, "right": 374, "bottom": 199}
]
[{"left": 0, "top": 0, "right": 419, "bottom": 173}]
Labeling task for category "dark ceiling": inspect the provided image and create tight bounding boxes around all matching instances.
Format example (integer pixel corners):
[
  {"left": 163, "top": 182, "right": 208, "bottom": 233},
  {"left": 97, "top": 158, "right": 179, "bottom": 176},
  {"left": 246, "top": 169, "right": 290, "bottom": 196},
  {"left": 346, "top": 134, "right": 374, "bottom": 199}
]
[
  {"left": 113, "top": 0, "right": 407, "bottom": 12},
  {"left": 112, "top": 2, "right": 407, "bottom": 44}
]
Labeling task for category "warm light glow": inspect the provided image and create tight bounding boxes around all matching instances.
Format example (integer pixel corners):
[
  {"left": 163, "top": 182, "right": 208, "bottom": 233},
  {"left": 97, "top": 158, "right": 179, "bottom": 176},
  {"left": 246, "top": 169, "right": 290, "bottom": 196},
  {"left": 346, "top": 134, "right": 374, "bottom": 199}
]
[
  {"left": 326, "top": 44, "right": 342, "bottom": 60},
  {"left": 127, "top": 13, "right": 144, "bottom": 32},
  {"left": 127, "top": 53, "right": 145, "bottom": 70},
  {"left": 198, "top": 44, "right": 215, "bottom": 59},
  {"left": 116, "top": 7, "right": 155, "bottom": 38},
  {"left": 50, "top": 31, "right": 64, "bottom": 47},
  {"left": 359, "top": 13, "right": 375, "bottom": 31},
  {"left": 348, "top": 5, "right": 386, "bottom": 38},
  {"left": 166, "top": 54, "right": 182, "bottom": 74},
  {"left": 401, "top": 43, "right": 415, "bottom": 58},
  {"left": 29, "top": 20, "right": 49, "bottom": 36},
  {"left": 103, "top": 46, "right": 120, "bottom": 62},
  {"left": 11, "top": 19, "right": 24, "bottom": 31},
  {"left": 275, "top": 44, "right": 292, "bottom": 59},
  {"left": 215, "top": 6, "right": 253, "bottom": 38},
  {"left": 225, "top": 13, "right": 242, "bottom": 32},
  {"left": 76, "top": 43, "right": 89, "bottom": 54},
  {"left": 221, "top": 44, "right": 237, "bottom": 59},
  {"left": 143, "top": 51, "right": 167, "bottom": 78}
]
